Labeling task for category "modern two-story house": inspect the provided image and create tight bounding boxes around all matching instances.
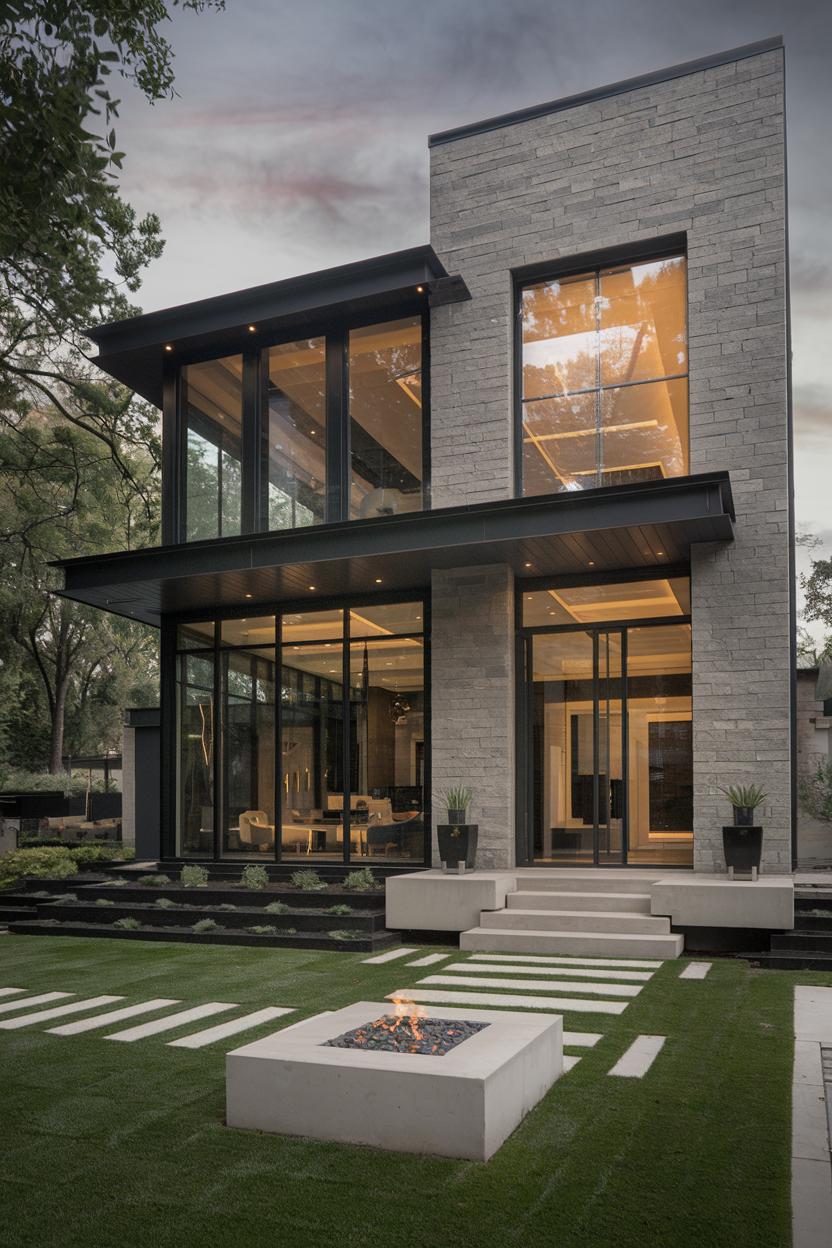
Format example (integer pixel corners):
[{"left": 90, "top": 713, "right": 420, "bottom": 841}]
[{"left": 58, "top": 38, "right": 794, "bottom": 908}]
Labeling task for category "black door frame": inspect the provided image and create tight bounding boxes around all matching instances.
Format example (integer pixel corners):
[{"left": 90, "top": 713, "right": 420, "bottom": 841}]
[{"left": 515, "top": 585, "right": 692, "bottom": 868}]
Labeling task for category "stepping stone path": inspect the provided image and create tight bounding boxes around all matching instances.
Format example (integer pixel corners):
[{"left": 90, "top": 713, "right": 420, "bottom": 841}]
[
  {"left": 679, "top": 961, "right": 712, "bottom": 979},
  {"left": 608, "top": 1034, "right": 666, "bottom": 1078}
]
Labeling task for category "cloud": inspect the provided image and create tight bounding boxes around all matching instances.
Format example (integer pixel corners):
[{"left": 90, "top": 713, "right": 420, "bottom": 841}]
[{"left": 794, "top": 386, "right": 832, "bottom": 443}]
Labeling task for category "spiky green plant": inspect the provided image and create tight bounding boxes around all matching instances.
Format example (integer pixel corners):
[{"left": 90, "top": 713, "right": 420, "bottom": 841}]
[
  {"left": 241, "top": 865, "right": 268, "bottom": 890},
  {"left": 718, "top": 784, "right": 767, "bottom": 810},
  {"left": 441, "top": 785, "right": 473, "bottom": 813}
]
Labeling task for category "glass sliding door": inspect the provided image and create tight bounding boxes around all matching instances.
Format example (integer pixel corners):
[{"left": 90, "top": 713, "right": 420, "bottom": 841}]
[
  {"left": 175, "top": 648, "right": 215, "bottom": 858},
  {"left": 219, "top": 643, "right": 276, "bottom": 859},
  {"left": 626, "top": 623, "right": 692, "bottom": 865},
  {"left": 529, "top": 630, "right": 623, "bottom": 864},
  {"left": 522, "top": 576, "right": 692, "bottom": 867}
]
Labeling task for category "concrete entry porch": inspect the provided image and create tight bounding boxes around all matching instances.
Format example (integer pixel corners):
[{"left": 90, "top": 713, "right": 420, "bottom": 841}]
[{"left": 387, "top": 867, "right": 796, "bottom": 959}]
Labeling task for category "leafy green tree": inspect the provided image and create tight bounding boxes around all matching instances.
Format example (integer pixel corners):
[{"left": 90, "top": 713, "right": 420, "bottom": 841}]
[
  {"left": 0, "top": 1, "right": 224, "bottom": 772},
  {"left": 0, "top": 408, "right": 159, "bottom": 771}
]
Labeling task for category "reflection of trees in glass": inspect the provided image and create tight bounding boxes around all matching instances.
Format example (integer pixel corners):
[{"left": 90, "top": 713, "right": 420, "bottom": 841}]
[{"left": 521, "top": 257, "right": 687, "bottom": 492}]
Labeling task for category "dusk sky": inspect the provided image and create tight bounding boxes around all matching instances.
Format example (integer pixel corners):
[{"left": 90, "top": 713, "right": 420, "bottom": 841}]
[{"left": 113, "top": 0, "right": 830, "bottom": 631}]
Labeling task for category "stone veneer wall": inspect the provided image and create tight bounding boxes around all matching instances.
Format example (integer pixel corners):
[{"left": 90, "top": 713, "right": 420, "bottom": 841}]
[
  {"left": 429, "top": 46, "right": 791, "bottom": 872},
  {"left": 431, "top": 565, "right": 515, "bottom": 869}
]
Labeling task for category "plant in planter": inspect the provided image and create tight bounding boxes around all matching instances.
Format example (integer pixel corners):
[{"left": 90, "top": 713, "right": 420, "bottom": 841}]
[
  {"left": 241, "top": 864, "right": 268, "bottom": 890},
  {"left": 181, "top": 864, "right": 209, "bottom": 888},
  {"left": 192, "top": 918, "right": 222, "bottom": 933},
  {"left": 718, "top": 783, "right": 767, "bottom": 827},
  {"left": 719, "top": 783, "right": 767, "bottom": 877},
  {"left": 442, "top": 786, "right": 473, "bottom": 826},
  {"left": 343, "top": 868, "right": 378, "bottom": 892},
  {"left": 437, "top": 785, "right": 477, "bottom": 871},
  {"left": 114, "top": 917, "right": 141, "bottom": 931},
  {"left": 139, "top": 873, "right": 171, "bottom": 887},
  {"left": 265, "top": 900, "right": 290, "bottom": 914},
  {"left": 290, "top": 869, "right": 326, "bottom": 891}
]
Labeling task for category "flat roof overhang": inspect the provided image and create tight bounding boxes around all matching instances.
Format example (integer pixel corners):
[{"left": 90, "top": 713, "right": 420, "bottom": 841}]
[
  {"left": 86, "top": 245, "right": 469, "bottom": 407},
  {"left": 53, "top": 474, "right": 734, "bottom": 627}
]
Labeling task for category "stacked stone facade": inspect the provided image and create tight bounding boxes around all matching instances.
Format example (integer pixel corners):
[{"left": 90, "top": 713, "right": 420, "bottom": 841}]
[{"left": 427, "top": 44, "right": 791, "bottom": 872}]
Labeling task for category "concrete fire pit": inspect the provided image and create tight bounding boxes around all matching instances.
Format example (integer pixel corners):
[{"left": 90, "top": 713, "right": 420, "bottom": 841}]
[{"left": 226, "top": 1000, "right": 563, "bottom": 1160}]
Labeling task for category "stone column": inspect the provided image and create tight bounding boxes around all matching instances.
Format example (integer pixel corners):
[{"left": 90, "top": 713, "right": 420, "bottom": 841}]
[{"left": 431, "top": 564, "right": 515, "bottom": 870}]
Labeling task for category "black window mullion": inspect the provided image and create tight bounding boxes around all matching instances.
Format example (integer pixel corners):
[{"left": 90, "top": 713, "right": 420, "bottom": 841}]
[
  {"left": 212, "top": 621, "right": 221, "bottom": 861},
  {"left": 274, "top": 613, "right": 282, "bottom": 863},
  {"left": 241, "top": 348, "right": 262, "bottom": 534},
  {"left": 621, "top": 627, "right": 629, "bottom": 865},
  {"left": 326, "top": 333, "right": 347, "bottom": 522},
  {"left": 342, "top": 607, "right": 351, "bottom": 865}
]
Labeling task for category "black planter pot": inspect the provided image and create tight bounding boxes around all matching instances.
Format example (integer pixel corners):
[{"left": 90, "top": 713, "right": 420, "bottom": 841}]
[
  {"left": 733, "top": 806, "right": 756, "bottom": 827},
  {"left": 722, "top": 825, "right": 763, "bottom": 876},
  {"left": 447, "top": 809, "right": 466, "bottom": 826},
  {"left": 437, "top": 824, "right": 478, "bottom": 871}
]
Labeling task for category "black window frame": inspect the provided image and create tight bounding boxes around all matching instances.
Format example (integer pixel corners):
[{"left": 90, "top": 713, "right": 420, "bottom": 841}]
[
  {"left": 514, "top": 563, "right": 693, "bottom": 869},
  {"left": 512, "top": 234, "right": 689, "bottom": 499},
  {"left": 163, "top": 306, "right": 430, "bottom": 545},
  {"left": 161, "top": 590, "right": 431, "bottom": 867}
]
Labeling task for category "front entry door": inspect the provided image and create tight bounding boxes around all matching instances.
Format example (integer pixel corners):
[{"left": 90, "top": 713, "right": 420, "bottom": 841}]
[{"left": 527, "top": 629, "right": 624, "bottom": 865}]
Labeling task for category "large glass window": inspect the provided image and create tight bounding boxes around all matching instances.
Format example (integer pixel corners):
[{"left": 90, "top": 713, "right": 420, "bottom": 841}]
[
  {"left": 172, "top": 601, "right": 426, "bottom": 863},
  {"left": 522, "top": 576, "right": 692, "bottom": 867},
  {"left": 349, "top": 317, "right": 423, "bottom": 518},
  {"left": 219, "top": 624, "right": 276, "bottom": 859},
  {"left": 176, "top": 650, "right": 215, "bottom": 857},
  {"left": 265, "top": 338, "right": 326, "bottom": 530},
  {"left": 349, "top": 635, "right": 425, "bottom": 863},
  {"left": 183, "top": 356, "right": 243, "bottom": 540},
  {"left": 520, "top": 255, "right": 688, "bottom": 494}
]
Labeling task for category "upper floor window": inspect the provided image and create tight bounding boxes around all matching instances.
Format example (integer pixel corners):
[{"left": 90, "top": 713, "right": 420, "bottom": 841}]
[
  {"left": 518, "top": 253, "right": 688, "bottom": 495},
  {"left": 184, "top": 355, "right": 243, "bottom": 541},
  {"left": 175, "top": 314, "right": 426, "bottom": 543}
]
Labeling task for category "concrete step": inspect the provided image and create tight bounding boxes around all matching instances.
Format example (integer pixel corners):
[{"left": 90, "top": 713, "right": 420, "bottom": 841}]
[
  {"left": 481, "top": 908, "right": 671, "bottom": 935},
  {"left": 515, "top": 875, "right": 659, "bottom": 895},
  {"left": 749, "top": 950, "right": 832, "bottom": 972},
  {"left": 460, "top": 926, "right": 684, "bottom": 960},
  {"left": 770, "top": 931, "right": 832, "bottom": 952},
  {"left": 507, "top": 890, "right": 652, "bottom": 914}
]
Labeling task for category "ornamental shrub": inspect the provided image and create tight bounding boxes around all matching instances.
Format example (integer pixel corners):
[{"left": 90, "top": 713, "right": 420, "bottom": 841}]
[
  {"left": 290, "top": 869, "right": 326, "bottom": 891},
  {"left": 180, "top": 864, "right": 209, "bottom": 888},
  {"left": 114, "top": 917, "right": 141, "bottom": 931},
  {"left": 328, "top": 928, "right": 361, "bottom": 941},
  {"left": 95, "top": 897, "right": 114, "bottom": 906},
  {"left": 154, "top": 897, "right": 177, "bottom": 909},
  {"left": 192, "top": 918, "right": 221, "bottom": 933},
  {"left": 343, "top": 868, "right": 379, "bottom": 892},
  {"left": 325, "top": 903, "right": 352, "bottom": 916},
  {"left": 249, "top": 924, "right": 278, "bottom": 935},
  {"left": 138, "top": 873, "right": 171, "bottom": 886},
  {"left": 240, "top": 864, "right": 268, "bottom": 890},
  {"left": 0, "top": 846, "right": 78, "bottom": 888},
  {"left": 265, "top": 900, "right": 290, "bottom": 914}
]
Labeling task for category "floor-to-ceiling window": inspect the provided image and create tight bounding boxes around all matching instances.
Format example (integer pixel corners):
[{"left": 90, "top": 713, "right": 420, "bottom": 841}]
[
  {"left": 183, "top": 356, "right": 243, "bottom": 540},
  {"left": 518, "top": 252, "right": 688, "bottom": 495},
  {"left": 171, "top": 599, "right": 427, "bottom": 863},
  {"left": 520, "top": 575, "right": 692, "bottom": 866},
  {"left": 174, "top": 313, "right": 427, "bottom": 543}
]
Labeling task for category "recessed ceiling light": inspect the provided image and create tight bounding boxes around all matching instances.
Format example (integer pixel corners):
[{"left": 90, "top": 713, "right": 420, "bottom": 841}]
[
  {"left": 164, "top": 344, "right": 173, "bottom": 352},
  {"left": 308, "top": 585, "right": 316, "bottom": 591},
  {"left": 588, "top": 561, "right": 595, "bottom": 567},
  {"left": 657, "top": 550, "right": 665, "bottom": 557},
  {"left": 416, "top": 285, "right": 424, "bottom": 293},
  {"left": 524, "top": 562, "right": 532, "bottom": 569},
  {"left": 245, "top": 593, "right": 252, "bottom": 599},
  {"left": 375, "top": 577, "right": 383, "bottom": 584},
  {"left": 247, "top": 324, "right": 256, "bottom": 333}
]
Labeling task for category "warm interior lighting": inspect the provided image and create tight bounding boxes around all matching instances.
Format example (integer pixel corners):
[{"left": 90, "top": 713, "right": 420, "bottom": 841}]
[
  {"left": 308, "top": 585, "right": 316, "bottom": 591},
  {"left": 247, "top": 325, "right": 257, "bottom": 333},
  {"left": 164, "top": 344, "right": 173, "bottom": 352},
  {"left": 415, "top": 285, "right": 424, "bottom": 293},
  {"left": 375, "top": 577, "right": 383, "bottom": 584},
  {"left": 245, "top": 593, "right": 252, "bottom": 599},
  {"left": 522, "top": 418, "right": 659, "bottom": 444}
]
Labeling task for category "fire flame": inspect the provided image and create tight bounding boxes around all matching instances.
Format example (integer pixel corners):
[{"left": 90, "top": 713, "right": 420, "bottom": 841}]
[{"left": 387, "top": 995, "right": 429, "bottom": 1047}]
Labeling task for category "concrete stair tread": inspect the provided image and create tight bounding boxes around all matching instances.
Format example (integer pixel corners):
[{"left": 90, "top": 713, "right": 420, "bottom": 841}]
[
  {"left": 516, "top": 875, "right": 659, "bottom": 895},
  {"left": 507, "top": 890, "right": 652, "bottom": 913},
  {"left": 461, "top": 926, "right": 683, "bottom": 959},
  {"left": 483, "top": 908, "right": 670, "bottom": 935}
]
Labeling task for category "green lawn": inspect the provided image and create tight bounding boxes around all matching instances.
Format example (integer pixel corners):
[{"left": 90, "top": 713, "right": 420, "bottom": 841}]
[{"left": 0, "top": 934, "right": 828, "bottom": 1248}]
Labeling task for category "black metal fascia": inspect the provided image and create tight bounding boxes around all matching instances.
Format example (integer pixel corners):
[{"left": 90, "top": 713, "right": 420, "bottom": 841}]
[
  {"left": 85, "top": 246, "right": 450, "bottom": 355},
  {"left": 428, "top": 37, "right": 784, "bottom": 147},
  {"left": 54, "top": 472, "right": 734, "bottom": 594}
]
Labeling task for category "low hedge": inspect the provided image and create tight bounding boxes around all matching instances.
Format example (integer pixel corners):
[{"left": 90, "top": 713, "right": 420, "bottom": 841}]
[{"left": 0, "top": 843, "right": 134, "bottom": 887}]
